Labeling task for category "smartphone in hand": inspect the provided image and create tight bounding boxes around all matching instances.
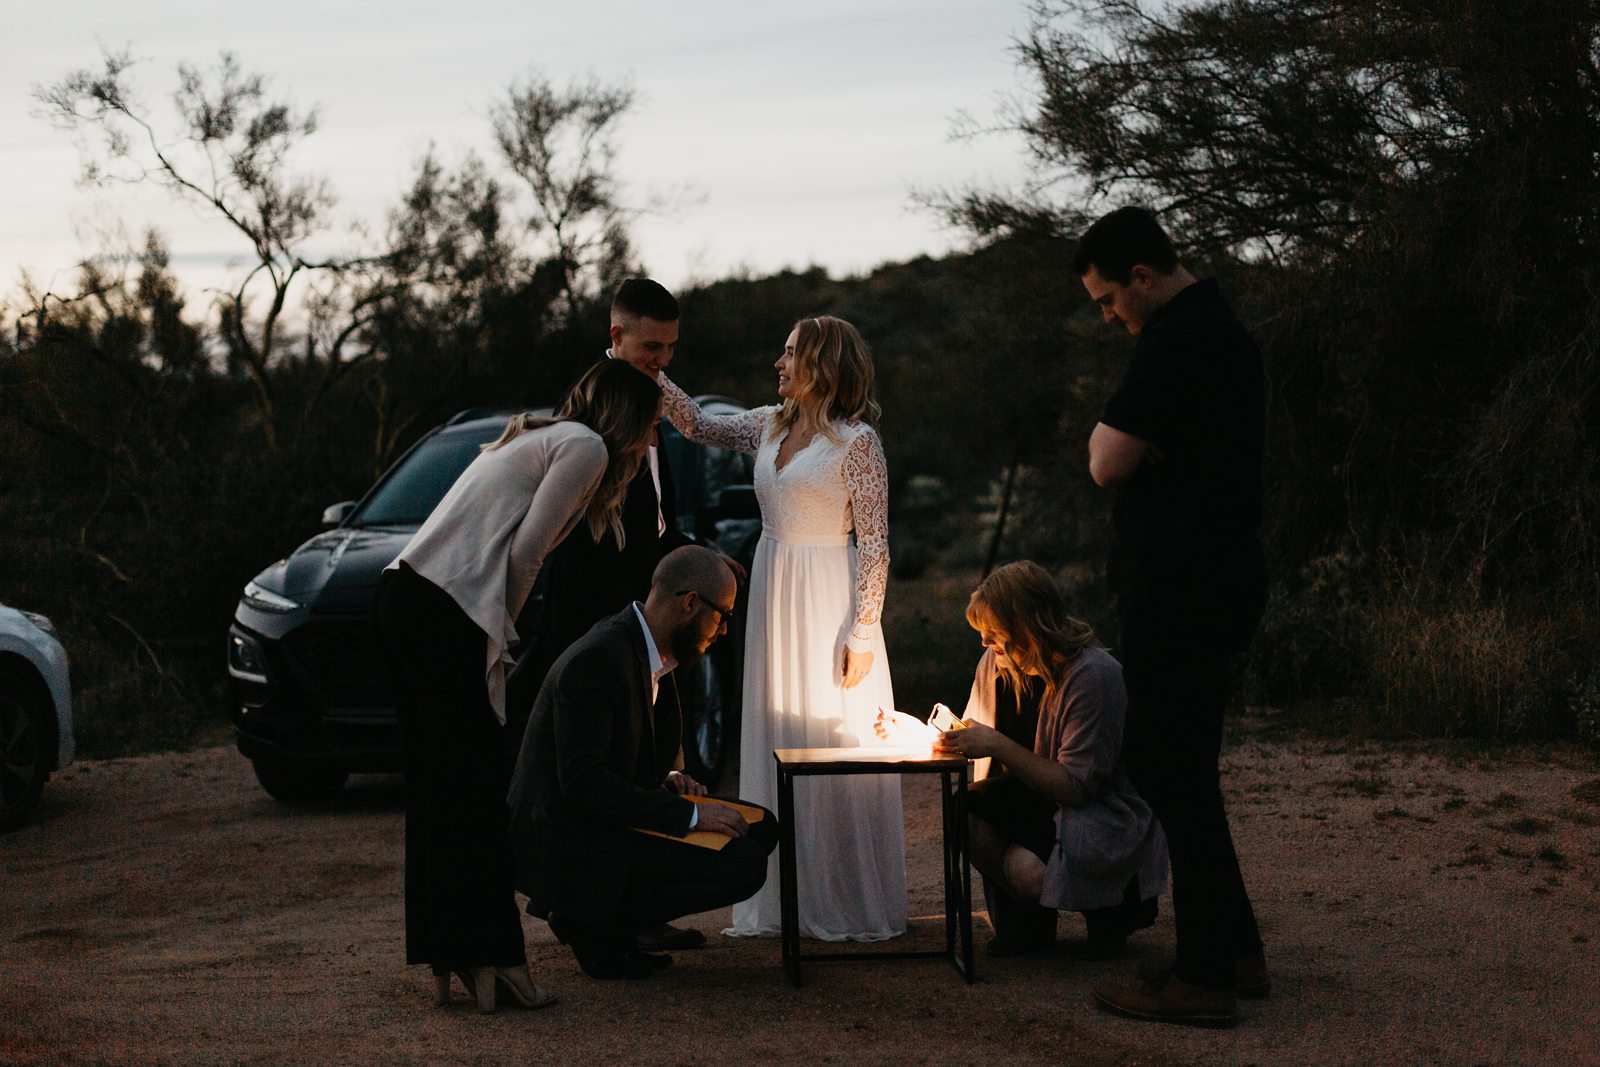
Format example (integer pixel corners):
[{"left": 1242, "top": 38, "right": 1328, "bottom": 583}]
[{"left": 927, "top": 702, "right": 966, "bottom": 733}]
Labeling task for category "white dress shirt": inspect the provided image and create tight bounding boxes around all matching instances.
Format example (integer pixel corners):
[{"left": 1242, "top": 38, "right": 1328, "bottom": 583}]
[
  {"left": 630, "top": 601, "right": 677, "bottom": 704},
  {"left": 631, "top": 602, "right": 695, "bottom": 826}
]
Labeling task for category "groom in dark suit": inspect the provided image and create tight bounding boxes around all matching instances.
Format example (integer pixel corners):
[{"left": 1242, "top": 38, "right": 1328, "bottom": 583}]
[
  {"left": 509, "top": 279, "right": 745, "bottom": 955},
  {"left": 510, "top": 278, "right": 696, "bottom": 728},
  {"left": 508, "top": 546, "right": 777, "bottom": 980}
]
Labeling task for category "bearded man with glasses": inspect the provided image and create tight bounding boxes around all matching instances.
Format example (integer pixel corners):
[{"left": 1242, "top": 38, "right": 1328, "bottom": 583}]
[{"left": 507, "top": 547, "right": 778, "bottom": 980}]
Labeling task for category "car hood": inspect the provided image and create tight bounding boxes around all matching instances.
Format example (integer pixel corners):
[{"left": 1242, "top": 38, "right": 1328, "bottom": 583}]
[{"left": 255, "top": 526, "right": 416, "bottom": 606}]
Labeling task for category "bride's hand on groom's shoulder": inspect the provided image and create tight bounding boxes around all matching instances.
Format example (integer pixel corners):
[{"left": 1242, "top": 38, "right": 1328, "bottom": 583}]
[{"left": 841, "top": 648, "right": 874, "bottom": 688}]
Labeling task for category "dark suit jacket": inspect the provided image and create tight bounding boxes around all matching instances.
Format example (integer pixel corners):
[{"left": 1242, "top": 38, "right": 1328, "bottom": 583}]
[
  {"left": 507, "top": 607, "right": 693, "bottom": 923},
  {"left": 508, "top": 429, "right": 694, "bottom": 734}
]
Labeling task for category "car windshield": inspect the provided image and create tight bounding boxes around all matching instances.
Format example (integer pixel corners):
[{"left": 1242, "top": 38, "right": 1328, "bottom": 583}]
[{"left": 349, "top": 426, "right": 501, "bottom": 527}]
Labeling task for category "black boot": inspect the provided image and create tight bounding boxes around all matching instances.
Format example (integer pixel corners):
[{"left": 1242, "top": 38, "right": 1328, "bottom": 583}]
[
  {"left": 1077, "top": 879, "right": 1159, "bottom": 960},
  {"left": 983, "top": 875, "right": 1058, "bottom": 956}
]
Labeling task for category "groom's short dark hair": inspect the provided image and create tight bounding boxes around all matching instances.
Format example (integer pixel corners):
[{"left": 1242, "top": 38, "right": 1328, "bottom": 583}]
[
  {"left": 1072, "top": 206, "right": 1180, "bottom": 284},
  {"left": 613, "top": 278, "right": 679, "bottom": 323}
]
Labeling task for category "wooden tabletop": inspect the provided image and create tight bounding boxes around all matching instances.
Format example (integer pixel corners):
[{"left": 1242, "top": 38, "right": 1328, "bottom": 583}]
[{"left": 772, "top": 747, "right": 969, "bottom": 772}]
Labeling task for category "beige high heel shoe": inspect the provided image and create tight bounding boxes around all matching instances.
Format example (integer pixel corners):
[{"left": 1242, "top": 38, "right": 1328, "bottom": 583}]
[
  {"left": 492, "top": 964, "right": 558, "bottom": 1010},
  {"left": 430, "top": 969, "right": 496, "bottom": 1012},
  {"left": 467, "top": 967, "right": 498, "bottom": 1013},
  {"left": 430, "top": 965, "right": 556, "bottom": 1012}
]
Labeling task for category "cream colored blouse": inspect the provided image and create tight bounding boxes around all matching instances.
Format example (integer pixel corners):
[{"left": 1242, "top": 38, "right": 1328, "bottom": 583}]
[{"left": 391, "top": 419, "right": 608, "bottom": 722}]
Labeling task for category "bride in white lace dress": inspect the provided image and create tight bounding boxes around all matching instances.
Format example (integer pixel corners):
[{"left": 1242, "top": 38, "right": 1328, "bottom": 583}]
[{"left": 659, "top": 315, "right": 906, "bottom": 941}]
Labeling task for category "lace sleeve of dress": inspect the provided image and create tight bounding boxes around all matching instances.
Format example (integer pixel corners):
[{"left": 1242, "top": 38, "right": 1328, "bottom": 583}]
[
  {"left": 843, "top": 426, "right": 890, "bottom": 648},
  {"left": 658, "top": 372, "right": 767, "bottom": 455}
]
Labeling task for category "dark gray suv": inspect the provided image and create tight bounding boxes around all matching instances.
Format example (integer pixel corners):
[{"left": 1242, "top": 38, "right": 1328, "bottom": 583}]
[{"left": 227, "top": 401, "right": 759, "bottom": 801}]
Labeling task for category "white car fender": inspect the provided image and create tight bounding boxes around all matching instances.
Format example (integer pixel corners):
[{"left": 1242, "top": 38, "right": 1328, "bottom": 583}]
[{"left": 0, "top": 604, "right": 75, "bottom": 769}]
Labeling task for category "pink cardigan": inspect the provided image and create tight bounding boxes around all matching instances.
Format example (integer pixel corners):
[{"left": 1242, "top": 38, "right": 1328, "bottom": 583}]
[{"left": 963, "top": 646, "right": 1169, "bottom": 910}]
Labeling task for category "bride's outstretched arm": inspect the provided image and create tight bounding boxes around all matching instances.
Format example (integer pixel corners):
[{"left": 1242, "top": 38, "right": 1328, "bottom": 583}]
[
  {"left": 658, "top": 373, "right": 768, "bottom": 456},
  {"left": 843, "top": 427, "right": 890, "bottom": 651}
]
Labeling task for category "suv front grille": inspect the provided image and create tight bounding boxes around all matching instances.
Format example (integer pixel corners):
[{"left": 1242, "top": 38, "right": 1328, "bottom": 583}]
[{"left": 282, "top": 615, "right": 394, "bottom": 715}]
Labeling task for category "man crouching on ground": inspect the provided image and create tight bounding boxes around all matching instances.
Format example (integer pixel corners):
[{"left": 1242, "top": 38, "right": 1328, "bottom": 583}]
[{"left": 508, "top": 546, "right": 777, "bottom": 979}]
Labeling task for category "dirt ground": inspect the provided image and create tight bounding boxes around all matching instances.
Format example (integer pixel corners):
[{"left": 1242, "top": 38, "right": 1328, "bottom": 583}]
[{"left": 4, "top": 721, "right": 1598, "bottom": 1066}]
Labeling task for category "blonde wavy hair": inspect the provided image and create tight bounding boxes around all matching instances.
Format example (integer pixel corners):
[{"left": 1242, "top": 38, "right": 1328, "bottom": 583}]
[
  {"left": 773, "top": 315, "right": 881, "bottom": 442},
  {"left": 483, "top": 360, "right": 661, "bottom": 547},
  {"left": 965, "top": 561, "right": 1101, "bottom": 700}
]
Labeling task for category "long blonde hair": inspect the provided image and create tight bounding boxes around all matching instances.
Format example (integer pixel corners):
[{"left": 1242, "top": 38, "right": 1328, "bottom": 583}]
[
  {"left": 773, "top": 315, "right": 881, "bottom": 442},
  {"left": 965, "top": 561, "right": 1101, "bottom": 701},
  {"left": 484, "top": 360, "right": 661, "bottom": 547}
]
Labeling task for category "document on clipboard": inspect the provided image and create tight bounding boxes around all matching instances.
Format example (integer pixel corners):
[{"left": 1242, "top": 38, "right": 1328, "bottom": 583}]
[{"left": 633, "top": 795, "right": 765, "bottom": 852}]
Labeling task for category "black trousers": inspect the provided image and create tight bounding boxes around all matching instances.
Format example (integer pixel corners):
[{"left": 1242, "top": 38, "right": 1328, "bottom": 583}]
[
  {"left": 373, "top": 564, "right": 526, "bottom": 972},
  {"left": 557, "top": 805, "right": 779, "bottom": 945},
  {"left": 1118, "top": 579, "right": 1266, "bottom": 989}
]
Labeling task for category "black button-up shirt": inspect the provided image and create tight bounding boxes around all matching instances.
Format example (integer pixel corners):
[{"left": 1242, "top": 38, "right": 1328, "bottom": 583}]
[{"left": 1099, "top": 279, "right": 1266, "bottom": 593}]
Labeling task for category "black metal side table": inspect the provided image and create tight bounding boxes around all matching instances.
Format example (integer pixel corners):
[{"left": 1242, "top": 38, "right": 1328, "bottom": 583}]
[{"left": 772, "top": 747, "right": 975, "bottom": 986}]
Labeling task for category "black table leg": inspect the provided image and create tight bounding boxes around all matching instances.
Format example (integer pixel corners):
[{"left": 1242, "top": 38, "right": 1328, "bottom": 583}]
[
  {"left": 777, "top": 760, "right": 801, "bottom": 986},
  {"left": 941, "top": 769, "right": 957, "bottom": 960},
  {"left": 956, "top": 761, "right": 975, "bottom": 982},
  {"left": 770, "top": 757, "right": 976, "bottom": 986}
]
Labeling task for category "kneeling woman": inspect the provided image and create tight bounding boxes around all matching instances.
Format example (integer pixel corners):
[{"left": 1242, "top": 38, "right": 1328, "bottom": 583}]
[{"left": 938, "top": 562, "right": 1167, "bottom": 956}]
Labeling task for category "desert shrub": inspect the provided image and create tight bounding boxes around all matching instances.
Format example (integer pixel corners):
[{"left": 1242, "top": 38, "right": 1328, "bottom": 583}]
[
  {"left": 1241, "top": 550, "right": 1363, "bottom": 710},
  {"left": 890, "top": 475, "right": 956, "bottom": 580},
  {"left": 1570, "top": 671, "right": 1600, "bottom": 748},
  {"left": 882, "top": 571, "right": 985, "bottom": 717},
  {"left": 889, "top": 536, "right": 937, "bottom": 581},
  {"left": 1243, "top": 541, "right": 1590, "bottom": 740},
  {"left": 1364, "top": 598, "right": 1554, "bottom": 740}
]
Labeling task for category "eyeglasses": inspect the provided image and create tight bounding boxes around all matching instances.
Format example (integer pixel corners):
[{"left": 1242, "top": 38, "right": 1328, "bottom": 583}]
[{"left": 675, "top": 589, "right": 735, "bottom": 628}]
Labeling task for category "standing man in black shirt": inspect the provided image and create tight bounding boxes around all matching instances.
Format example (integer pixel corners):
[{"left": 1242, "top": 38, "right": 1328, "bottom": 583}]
[{"left": 1076, "top": 207, "right": 1268, "bottom": 1028}]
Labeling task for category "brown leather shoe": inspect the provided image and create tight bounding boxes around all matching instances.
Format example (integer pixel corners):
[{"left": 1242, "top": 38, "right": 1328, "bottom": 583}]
[
  {"left": 1134, "top": 950, "right": 1271, "bottom": 999},
  {"left": 1235, "top": 950, "right": 1271, "bottom": 999},
  {"left": 1135, "top": 956, "right": 1172, "bottom": 983},
  {"left": 1093, "top": 973, "right": 1240, "bottom": 1028}
]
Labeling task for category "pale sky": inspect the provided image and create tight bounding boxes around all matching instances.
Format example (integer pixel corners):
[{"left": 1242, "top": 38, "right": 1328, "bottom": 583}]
[{"left": 4, "top": 1, "right": 1040, "bottom": 302}]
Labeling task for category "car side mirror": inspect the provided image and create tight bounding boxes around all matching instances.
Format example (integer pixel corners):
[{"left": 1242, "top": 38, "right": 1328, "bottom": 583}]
[{"left": 321, "top": 501, "right": 357, "bottom": 527}]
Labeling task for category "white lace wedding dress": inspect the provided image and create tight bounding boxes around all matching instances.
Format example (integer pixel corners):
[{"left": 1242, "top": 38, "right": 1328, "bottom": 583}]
[{"left": 661, "top": 375, "right": 907, "bottom": 941}]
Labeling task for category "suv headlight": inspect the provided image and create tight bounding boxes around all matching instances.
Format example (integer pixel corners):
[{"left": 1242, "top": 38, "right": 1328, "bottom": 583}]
[
  {"left": 228, "top": 629, "right": 270, "bottom": 683},
  {"left": 242, "top": 581, "right": 301, "bottom": 613}
]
